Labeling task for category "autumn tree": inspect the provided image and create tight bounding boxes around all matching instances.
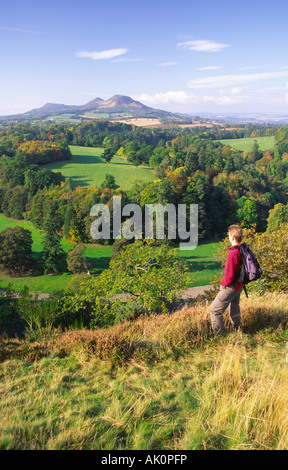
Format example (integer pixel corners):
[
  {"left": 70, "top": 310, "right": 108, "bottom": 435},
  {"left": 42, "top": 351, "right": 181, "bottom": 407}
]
[
  {"left": 67, "top": 244, "right": 91, "bottom": 275},
  {"left": 266, "top": 203, "right": 288, "bottom": 233}
]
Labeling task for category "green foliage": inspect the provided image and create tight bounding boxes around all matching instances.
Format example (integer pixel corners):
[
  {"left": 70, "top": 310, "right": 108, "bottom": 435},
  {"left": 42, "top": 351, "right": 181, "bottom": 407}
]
[
  {"left": 102, "top": 147, "right": 114, "bottom": 163},
  {"left": 42, "top": 202, "right": 65, "bottom": 274},
  {"left": 266, "top": 203, "right": 288, "bottom": 233},
  {"left": 236, "top": 197, "right": 258, "bottom": 228},
  {"left": 100, "top": 173, "right": 119, "bottom": 190},
  {"left": 62, "top": 240, "right": 189, "bottom": 328},
  {"left": 0, "top": 226, "right": 33, "bottom": 275},
  {"left": 16, "top": 287, "right": 61, "bottom": 338},
  {"left": 2, "top": 186, "right": 28, "bottom": 220},
  {"left": 67, "top": 244, "right": 90, "bottom": 274},
  {"left": 106, "top": 240, "right": 189, "bottom": 314},
  {"left": 0, "top": 285, "right": 25, "bottom": 337}
]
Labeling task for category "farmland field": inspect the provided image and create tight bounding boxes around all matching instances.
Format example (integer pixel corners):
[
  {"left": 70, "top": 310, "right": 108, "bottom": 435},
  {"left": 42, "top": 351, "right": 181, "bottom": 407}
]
[
  {"left": 42, "top": 146, "right": 155, "bottom": 190},
  {"left": 218, "top": 136, "right": 275, "bottom": 152}
]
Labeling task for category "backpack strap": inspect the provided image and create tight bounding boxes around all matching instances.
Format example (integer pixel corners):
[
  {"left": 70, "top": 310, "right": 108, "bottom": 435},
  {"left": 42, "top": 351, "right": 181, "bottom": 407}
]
[
  {"left": 243, "top": 284, "right": 248, "bottom": 298},
  {"left": 231, "top": 245, "right": 248, "bottom": 297}
]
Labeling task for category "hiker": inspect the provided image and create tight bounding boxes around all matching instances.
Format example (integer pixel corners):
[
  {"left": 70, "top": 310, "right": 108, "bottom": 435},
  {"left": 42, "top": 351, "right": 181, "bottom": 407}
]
[{"left": 210, "top": 224, "right": 244, "bottom": 336}]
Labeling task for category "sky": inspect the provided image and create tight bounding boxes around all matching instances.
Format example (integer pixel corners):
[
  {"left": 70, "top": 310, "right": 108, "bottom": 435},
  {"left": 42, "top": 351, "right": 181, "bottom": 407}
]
[{"left": 1, "top": 0, "right": 288, "bottom": 117}]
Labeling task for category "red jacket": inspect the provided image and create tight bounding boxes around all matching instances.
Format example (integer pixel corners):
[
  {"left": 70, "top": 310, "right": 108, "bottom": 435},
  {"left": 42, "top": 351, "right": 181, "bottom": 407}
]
[{"left": 221, "top": 244, "right": 244, "bottom": 290}]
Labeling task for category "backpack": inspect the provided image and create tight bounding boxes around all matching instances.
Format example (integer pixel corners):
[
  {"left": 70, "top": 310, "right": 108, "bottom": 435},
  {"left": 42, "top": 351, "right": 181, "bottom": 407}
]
[{"left": 233, "top": 243, "right": 262, "bottom": 297}]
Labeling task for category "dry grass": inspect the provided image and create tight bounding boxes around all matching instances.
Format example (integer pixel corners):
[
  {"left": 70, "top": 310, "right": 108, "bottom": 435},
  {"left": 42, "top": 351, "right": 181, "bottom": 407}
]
[{"left": 0, "top": 291, "right": 288, "bottom": 450}]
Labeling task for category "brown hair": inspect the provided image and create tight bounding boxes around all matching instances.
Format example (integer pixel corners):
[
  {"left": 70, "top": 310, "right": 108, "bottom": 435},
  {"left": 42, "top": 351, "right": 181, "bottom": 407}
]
[{"left": 228, "top": 224, "right": 243, "bottom": 243}]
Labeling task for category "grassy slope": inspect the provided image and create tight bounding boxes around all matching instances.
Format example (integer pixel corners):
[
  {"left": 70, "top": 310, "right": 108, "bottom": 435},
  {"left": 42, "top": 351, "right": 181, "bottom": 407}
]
[
  {"left": 43, "top": 146, "right": 155, "bottom": 190},
  {"left": 0, "top": 292, "right": 287, "bottom": 450},
  {"left": 218, "top": 136, "right": 275, "bottom": 152}
]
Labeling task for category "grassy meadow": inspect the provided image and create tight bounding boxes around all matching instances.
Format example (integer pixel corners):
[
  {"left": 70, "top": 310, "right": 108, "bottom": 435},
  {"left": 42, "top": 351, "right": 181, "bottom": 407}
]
[
  {"left": 0, "top": 291, "right": 287, "bottom": 450},
  {"left": 218, "top": 136, "right": 275, "bottom": 152},
  {"left": 43, "top": 146, "right": 155, "bottom": 190}
]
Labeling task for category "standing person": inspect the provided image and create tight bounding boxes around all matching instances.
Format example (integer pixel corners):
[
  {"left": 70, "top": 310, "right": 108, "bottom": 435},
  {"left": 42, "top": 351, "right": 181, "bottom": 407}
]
[{"left": 210, "top": 225, "right": 244, "bottom": 336}]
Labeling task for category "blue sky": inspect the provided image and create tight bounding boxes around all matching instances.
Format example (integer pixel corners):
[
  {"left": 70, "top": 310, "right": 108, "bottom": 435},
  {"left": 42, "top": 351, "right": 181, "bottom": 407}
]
[{"left": 1, "top": 0, "right": 288, "bottom": 116}]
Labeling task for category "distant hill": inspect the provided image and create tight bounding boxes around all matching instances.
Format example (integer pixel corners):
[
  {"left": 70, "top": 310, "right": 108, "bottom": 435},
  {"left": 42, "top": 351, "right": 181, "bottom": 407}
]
[
  {"left": 0, "top": 94, "right": 183, "bottom": 122},
  {"left": 2, "top": 95, "right": 288, "bottom": 125}
]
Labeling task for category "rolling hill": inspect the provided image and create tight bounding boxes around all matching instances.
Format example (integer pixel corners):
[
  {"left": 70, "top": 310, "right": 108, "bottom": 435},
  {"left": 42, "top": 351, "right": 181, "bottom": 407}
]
[{"left": 0, "top": 94, "right": 184, "bottom": 122}]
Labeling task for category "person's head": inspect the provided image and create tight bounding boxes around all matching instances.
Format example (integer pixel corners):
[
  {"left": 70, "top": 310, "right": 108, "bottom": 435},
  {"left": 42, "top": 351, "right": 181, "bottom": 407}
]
[{"left": 228, "top": 224, "right": 243, "bottom": 245}]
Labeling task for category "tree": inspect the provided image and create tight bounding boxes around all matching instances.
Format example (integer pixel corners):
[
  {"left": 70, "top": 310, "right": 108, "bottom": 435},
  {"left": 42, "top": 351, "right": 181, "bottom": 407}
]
[
  {"left": 103, "top": 148, "right": 114, "bottom": 163},
  {"left": 0, "top": 226, "right": 33, "bottom": 275},
  {"left": 42, "top": 201, "right": 65, "bottom": 274},
  {"left": 67, "top": 244, "right": 91, "bottom": 275},
  {"left": 251, "top": 140, "right": 260, "bottom": 162},
  {"left": 100, "top": 173, "right": 119, "bottom": 190},
  {"left": 236, "top": 197, "right": 258, "bottom": 228},
  {"left": 266, "top": 203, "right": 288, "bottom": 233},
  {"left": 62, "top": 241, "right": 189, "bottom": 328},
  {"left": 2, "top": 186, "right": 28, "bottom": 220}
]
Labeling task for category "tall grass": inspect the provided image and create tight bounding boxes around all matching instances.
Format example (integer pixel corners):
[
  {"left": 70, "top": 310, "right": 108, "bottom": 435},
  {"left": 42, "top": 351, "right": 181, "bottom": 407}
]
[{"left": 0, "top": 291, "right": 288, "bottom": 450}]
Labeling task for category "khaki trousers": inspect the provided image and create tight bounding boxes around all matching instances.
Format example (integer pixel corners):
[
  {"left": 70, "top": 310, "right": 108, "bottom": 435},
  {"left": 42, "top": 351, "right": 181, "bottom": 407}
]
[{"left": 209, "top": 285, "right": 243, "bottom": 335}]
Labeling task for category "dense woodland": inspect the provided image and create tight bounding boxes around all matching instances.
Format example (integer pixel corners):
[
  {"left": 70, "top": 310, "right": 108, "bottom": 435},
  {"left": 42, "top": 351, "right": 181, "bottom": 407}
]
[{"left": 0, "top": 120, "right": 287, "bottom": 243}]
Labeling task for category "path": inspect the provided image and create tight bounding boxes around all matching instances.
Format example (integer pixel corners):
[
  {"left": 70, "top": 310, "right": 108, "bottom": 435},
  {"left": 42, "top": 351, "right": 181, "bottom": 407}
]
[{"left": 0, "top": 285, "right": 214, "bottom": 301}]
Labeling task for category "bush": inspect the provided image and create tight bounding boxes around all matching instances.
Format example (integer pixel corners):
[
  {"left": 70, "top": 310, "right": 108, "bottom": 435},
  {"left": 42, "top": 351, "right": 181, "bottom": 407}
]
[
  {"left": 0, "top": 286, "right": 25, "bottom": 337},
  {"left": 17, "top": 287, "right": 62, "bottom": 338}
]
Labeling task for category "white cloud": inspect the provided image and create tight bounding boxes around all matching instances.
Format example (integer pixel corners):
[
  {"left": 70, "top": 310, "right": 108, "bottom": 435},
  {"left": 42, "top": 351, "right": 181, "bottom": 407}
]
[
  {"left": 76, "top": 48, "right": 129, "bottom": 60},
  {"left": 133, "top": 91, "right": 190, "bottom": 105},
  {"left": 203, "top": 95, "right": 245, "bottom": 105},
  {"left": 158, "top": 62, "right": 178, "bottom": 67},
  {"left": 188, "top": 71, "right": 288, "bottom": 88},
  {"left": 111, "top": 58, "right": 143, "bottom": 63},
  {"left": 0, "top": 26, "right": 42, "bottom": 33},
  {"left": 178, "top": 40, "right": 229, "bottom": 52},
  {"left": 196, "top": 66, "right": 222, "bottom": 71}
]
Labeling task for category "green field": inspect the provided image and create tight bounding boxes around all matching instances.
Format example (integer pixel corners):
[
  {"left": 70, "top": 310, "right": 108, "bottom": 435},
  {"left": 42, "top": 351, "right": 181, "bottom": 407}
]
[
  {"left": 180, "top": 240, "right": 221, "bottom": 287},
  {"left": 43, "top": 146, "right": 155, "bottom": 190},
  {"left": 0, "top": 214, "right": 221, "bottom": 294},
  {"left": 218, "top": 136, "right": 275, "bottom": 152},
  {"left": 0, "top": 214, "right": 112, "bottom": 294}
]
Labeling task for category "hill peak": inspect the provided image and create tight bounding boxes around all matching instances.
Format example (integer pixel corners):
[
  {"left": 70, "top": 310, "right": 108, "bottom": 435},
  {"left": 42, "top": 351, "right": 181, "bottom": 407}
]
[{"left": 99, "top": 94, "right": 149, "bottom": 109}]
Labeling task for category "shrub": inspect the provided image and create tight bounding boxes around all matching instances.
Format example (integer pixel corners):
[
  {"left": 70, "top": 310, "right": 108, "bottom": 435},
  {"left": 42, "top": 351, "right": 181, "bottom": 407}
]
[
  {"left": 0, "top": 285, "right": 25, "bottom": 337},
  {"left": 17, "top": 287, "right": 62, "bottom": 338}
]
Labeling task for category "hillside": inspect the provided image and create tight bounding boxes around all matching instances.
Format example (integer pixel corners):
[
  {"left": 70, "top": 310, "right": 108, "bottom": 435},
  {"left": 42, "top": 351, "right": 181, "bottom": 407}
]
[
  {"left": 0, "top": 94, "right": 183, "bottom": 122},
  {"left": 0, "top": 291, "right": 288, "bottom": 450}
]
